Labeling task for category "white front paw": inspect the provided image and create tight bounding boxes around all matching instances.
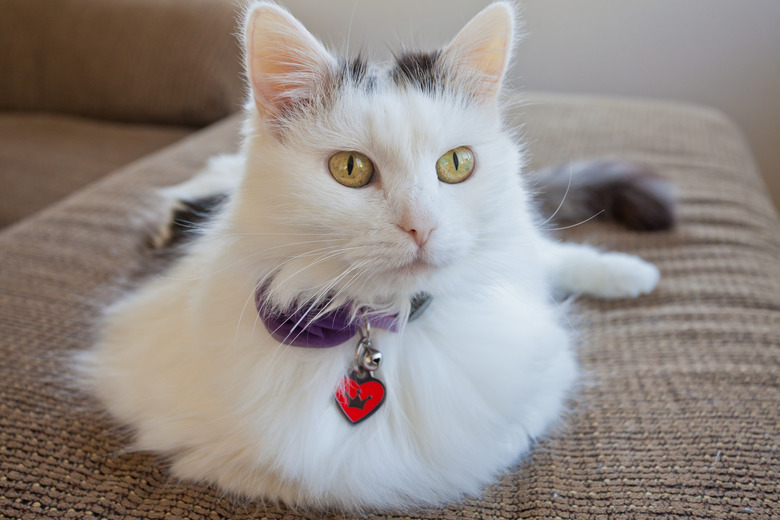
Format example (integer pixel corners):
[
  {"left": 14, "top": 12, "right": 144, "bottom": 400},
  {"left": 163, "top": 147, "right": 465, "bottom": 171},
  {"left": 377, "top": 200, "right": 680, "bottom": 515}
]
[{"left": 583, "top": 252, "right": 660, "bottom": 299}]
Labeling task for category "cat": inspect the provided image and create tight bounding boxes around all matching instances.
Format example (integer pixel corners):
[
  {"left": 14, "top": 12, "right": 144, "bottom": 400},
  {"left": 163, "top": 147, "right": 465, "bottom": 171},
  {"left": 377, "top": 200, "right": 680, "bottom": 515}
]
[{"left": 77, "top": 1, "right": 674, "bottom": 512}]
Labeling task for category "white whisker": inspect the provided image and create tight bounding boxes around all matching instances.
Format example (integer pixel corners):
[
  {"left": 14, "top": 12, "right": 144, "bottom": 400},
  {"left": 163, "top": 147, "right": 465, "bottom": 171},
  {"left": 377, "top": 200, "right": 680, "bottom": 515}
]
[
  {"left": 546, "top": 209, "right": 605, "bottom": 231},
  {"left": 540, "top": 161, "right": 572, "bottom": 226}
]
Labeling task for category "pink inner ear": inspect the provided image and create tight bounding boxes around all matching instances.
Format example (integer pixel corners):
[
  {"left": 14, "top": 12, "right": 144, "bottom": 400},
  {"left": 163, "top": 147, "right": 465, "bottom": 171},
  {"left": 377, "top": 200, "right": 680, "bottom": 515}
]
[
  {"left": 246, "top": 4, "right": 335, "bottom": 116},
  {"left": 442, "top": 2, "right": 515, "bottom": 101}
]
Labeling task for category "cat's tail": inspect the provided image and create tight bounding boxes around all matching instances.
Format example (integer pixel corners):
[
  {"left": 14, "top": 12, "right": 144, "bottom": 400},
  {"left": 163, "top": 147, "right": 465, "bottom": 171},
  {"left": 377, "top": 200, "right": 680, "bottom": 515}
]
[{"left": 530, "top": 159, "right": 676, "bottom": 231}]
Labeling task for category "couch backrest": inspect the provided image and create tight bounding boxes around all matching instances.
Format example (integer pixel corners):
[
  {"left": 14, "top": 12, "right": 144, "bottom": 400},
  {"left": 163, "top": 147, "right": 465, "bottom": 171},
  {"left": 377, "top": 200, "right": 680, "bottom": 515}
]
[{"left": 0, "top": 0, "right": 245, "bottom": 127}]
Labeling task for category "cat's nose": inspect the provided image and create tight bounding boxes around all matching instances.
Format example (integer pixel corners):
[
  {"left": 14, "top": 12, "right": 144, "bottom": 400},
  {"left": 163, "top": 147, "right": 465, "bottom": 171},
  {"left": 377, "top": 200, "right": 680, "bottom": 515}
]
[{"left": 400, "top": 214, "right": 437, "bottom": 248}]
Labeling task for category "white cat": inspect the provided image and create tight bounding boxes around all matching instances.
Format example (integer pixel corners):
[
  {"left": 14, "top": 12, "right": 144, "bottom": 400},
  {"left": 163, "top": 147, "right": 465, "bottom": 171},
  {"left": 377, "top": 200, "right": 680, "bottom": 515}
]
[{"left": 78, "top": 1, "right": 670, "bottom": 512}]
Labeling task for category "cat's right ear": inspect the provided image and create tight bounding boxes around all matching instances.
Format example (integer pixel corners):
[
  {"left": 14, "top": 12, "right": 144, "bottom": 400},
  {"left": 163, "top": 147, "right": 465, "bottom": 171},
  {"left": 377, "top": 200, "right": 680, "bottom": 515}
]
[{"left": 244, "top": 2, "right": 336, "bottom": 119}]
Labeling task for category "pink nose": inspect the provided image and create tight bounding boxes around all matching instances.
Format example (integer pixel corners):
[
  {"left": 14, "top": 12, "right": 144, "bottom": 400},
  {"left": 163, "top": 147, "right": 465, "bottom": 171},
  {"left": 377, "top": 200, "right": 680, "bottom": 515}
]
[{"left": 400, "top": 214, "right": 437, "bottom": 248}]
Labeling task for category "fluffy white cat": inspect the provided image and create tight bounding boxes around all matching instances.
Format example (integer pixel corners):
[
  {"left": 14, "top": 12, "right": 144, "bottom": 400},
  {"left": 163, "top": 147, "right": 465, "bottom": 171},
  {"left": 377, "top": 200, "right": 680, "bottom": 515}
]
[{"left": 78, "top": 1, "right": 670, "bottom": 512}]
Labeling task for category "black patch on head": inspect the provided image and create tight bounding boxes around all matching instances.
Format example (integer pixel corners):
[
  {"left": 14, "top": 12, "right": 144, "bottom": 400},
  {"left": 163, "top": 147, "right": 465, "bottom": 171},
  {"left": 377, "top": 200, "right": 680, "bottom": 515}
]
[
  {"left": 392, "top": 50, "right": 443, "bottom": 92},
  {"left": 337, "top": 55, "right": 375, "bottom": 92}
]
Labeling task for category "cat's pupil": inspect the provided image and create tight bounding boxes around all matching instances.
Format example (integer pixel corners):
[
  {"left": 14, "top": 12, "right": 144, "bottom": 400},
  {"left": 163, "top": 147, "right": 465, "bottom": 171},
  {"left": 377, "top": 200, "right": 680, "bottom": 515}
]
[
  {"left": 347, "top": 155, "right": 354, "bottom": 176},
  {"left": 452, "top": 151, "right": 459, "bottom": 170}
]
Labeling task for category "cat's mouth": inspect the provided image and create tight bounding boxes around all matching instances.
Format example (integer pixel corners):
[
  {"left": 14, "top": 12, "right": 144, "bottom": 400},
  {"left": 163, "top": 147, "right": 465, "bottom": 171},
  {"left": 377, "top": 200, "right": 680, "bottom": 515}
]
[
  {"left": 398, "top": 258, "right": 435, "bottom": 274},
  {"left": 348, "top": 240, "right": 458, "bottom": 287},
  {"left": 392, "top": 252, "right": 449, "bottom": 276}
]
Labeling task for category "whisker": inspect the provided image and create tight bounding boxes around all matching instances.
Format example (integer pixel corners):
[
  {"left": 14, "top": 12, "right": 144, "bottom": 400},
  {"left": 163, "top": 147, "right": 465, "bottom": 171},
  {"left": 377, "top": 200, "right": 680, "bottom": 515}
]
[
  {"left": 281, "top": 259, "right": 370, "bottom": 347},
  {"left": 234, "top": 246, "right": 368, "bottom": 347},
  {"left": 540, "top": 161, "right": 573, "bottom": 226},
  {"left": 162, "top": 239, "right": 351, "bottom": 282},
  {"left": 199, "top": 231, "right": 350, "bottom": 240},
  {"left": 262, "top": 246, "right": 368, "bottom": 301},
  {"left": 546, "top": 210, "right": 605, "bottom": 231},
  {"left": 238, "top": 244, "right": 373, "bottom": 348},
  {"left": 262, "top": 260, "right": 371, "bottom": 374}
]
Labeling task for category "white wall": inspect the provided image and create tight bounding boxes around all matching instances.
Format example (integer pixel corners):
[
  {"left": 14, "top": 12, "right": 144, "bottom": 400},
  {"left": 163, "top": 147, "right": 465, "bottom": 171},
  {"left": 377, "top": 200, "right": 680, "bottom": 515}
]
[{"left": 281, "top": 0, "right": 780, "bottom": 210}]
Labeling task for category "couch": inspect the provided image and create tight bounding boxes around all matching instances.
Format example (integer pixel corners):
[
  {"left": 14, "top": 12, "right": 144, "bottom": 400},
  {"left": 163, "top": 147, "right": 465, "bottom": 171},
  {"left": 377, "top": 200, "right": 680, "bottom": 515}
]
[
  {"left": 1, "top": 1, "right": 778, "bottom": 519},
  {"left": 0, "top": 0, "right": 243, "bottom": 227}
]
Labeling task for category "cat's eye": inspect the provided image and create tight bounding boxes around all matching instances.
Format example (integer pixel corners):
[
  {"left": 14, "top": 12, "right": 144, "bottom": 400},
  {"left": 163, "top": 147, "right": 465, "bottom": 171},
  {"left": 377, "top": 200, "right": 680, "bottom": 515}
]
[
  {"left": 329, "top": 151, "right": 375, "bottom": 187},
  {"left": 436, "top": 146, "right": 474, "bottom": 184}
]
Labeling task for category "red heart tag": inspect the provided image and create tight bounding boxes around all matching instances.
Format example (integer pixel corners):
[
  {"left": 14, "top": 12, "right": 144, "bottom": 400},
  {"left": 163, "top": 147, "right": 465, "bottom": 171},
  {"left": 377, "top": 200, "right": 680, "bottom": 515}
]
[{"left": 335, "top": 372, "right": 385, "bottom": 424}]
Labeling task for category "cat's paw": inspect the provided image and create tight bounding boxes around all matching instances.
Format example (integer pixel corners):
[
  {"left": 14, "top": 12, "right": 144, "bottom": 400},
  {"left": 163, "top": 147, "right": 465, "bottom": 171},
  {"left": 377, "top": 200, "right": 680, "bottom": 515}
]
[
  {"left": 543, "top": 241, "right": 661, "bottom": 299},
  {"left": 575, "top": 252, "right": 659, "bottom": 299}
]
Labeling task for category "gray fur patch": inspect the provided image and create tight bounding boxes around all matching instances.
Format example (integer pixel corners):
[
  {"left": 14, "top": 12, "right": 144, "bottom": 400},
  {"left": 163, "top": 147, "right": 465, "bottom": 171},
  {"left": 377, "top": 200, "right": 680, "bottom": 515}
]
[
  {"left": 336, "top": 56, "right": 376, "bottom": 92},
  {"left": 391, "top": 50, "right": 443, "bottom": 93}
]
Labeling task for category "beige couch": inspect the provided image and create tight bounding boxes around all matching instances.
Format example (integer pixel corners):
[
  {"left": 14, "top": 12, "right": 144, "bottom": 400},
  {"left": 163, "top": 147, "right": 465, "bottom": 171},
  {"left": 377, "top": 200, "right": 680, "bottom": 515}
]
[
  {"left": 0, "top": 0, "right": 243, "bottom": 228},
  {"left": 1, "top": 1, "right": 778, "bottom": 519}
]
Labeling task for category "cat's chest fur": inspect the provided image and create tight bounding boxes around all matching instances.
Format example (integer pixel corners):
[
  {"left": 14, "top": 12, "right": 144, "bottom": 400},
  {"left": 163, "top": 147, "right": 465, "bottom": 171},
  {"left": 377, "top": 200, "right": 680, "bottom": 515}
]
[{"left": 91, "top": 232, "right": 575, "bottom": 509}]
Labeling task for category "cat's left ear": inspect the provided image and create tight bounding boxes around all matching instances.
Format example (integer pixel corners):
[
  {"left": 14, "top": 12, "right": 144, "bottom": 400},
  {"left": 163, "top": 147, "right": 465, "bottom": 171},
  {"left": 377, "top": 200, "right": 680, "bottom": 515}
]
[{"left": 441, "top": 2, "right": 517, "bottom": 102}]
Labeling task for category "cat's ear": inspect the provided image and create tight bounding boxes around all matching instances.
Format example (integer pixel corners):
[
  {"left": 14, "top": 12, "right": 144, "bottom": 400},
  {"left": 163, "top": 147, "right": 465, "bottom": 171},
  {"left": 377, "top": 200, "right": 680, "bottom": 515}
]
[
  {"left": 441, "top": 2, "right": 517, "bottom": 102},
  {"left": 244, "top": 2, "right": 336, "bottom": 118}
]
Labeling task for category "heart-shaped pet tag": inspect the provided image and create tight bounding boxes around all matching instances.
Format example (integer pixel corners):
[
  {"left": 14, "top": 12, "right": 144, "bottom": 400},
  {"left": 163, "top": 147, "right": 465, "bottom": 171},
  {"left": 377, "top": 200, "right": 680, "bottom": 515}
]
[{"left": 335, "top": 372, "right": 385, "bottom": 424}]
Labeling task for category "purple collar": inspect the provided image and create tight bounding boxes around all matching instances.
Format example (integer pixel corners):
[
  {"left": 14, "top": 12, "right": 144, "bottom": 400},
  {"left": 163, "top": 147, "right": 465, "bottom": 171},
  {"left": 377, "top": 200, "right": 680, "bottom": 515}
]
[{"left": 255, "top": 289, "right": 400, "bottom": 348}]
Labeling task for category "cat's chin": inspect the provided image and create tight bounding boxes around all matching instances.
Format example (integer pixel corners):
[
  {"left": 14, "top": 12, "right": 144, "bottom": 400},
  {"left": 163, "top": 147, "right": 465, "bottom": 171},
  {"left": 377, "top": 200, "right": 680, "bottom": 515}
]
[
  {"left": 379, "top": 250, "right": 440, "bottom": 274},
  {"left": 377, "top": 258, "right": 448, "bottom": 293}
]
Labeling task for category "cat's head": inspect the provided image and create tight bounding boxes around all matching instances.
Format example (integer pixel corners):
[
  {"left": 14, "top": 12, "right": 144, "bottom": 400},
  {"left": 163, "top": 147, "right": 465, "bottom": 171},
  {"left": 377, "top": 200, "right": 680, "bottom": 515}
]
[{"left": 233, "top": 2, "right": 533, "bottom": 311}]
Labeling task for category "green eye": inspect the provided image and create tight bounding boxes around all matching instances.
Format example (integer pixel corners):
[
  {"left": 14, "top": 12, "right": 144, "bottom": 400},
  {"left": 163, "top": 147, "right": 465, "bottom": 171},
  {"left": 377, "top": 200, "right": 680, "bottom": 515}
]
[
  {"left": 329, "top": 151, "right": 374, "bottom": 187},
  {"left": 436, "top": 146, "right": 474, "bottom": 184}
]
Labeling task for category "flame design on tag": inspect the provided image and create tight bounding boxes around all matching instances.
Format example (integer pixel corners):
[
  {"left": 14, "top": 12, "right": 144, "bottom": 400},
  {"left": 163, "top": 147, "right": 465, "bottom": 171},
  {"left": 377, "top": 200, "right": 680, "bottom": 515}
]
[{"left": 335, "top": 373, "right": 385, "bottom": 424}]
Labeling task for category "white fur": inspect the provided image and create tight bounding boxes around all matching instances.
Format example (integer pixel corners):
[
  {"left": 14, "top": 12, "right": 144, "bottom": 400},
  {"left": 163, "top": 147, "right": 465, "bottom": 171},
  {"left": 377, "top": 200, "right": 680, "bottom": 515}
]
[
  {"left": 540, "top": 241, "right": 660, "bottom": 298},
  {"left": 78, "top": 1, "right": 659, "bottom": 512}
]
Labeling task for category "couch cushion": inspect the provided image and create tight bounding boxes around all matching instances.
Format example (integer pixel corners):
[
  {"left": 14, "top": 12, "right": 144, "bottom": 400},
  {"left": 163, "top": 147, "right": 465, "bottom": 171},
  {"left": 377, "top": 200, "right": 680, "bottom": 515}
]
[
  {"left": 0, "top": 94, "right": 777, "bottom": 519},
  {"left": 0, "top": 114, "right": 192, "bottom": 228},
  {"left": 0, "top": 0, "right": 244, "bottom": 127}
]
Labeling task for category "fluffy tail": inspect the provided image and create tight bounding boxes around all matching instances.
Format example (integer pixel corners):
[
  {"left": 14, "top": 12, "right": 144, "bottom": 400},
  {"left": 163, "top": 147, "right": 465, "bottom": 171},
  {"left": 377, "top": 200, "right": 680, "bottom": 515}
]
[{"left": 531, "top": 159, "right": 676, "bottom": 231}]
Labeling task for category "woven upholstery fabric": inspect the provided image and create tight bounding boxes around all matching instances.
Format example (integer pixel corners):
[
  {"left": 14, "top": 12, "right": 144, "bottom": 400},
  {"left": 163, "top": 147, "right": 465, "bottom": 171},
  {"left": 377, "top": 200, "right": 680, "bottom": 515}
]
[
  {"left": 0, "top": 94, "right": 778, "bottom": 519},
  {"left": 0, "top": 0, "right": 244, "bottom": 127},
  {"left": 0, "top": 114, "right": 191, "bottom": 228}
]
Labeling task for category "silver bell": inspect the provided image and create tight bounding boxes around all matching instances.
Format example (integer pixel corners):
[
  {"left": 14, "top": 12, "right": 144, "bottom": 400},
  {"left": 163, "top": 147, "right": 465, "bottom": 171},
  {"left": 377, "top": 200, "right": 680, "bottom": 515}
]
[{"left": 361, "top": 347, "right": 382, "bottom": 372}]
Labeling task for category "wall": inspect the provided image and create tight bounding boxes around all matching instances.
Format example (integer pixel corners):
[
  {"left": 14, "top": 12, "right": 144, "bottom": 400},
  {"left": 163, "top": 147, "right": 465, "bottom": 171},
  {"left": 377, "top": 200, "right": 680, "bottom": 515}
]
[{"left": 280, "top": 0, "right": 780, "bottom": 210}]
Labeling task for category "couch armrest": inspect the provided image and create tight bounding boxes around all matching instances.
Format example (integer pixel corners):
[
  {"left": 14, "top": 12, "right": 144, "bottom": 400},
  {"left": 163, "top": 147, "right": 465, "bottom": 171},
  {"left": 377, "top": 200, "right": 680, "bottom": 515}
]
[{"left": 0, "top": 0, "right": 244, "bottom": 126}]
